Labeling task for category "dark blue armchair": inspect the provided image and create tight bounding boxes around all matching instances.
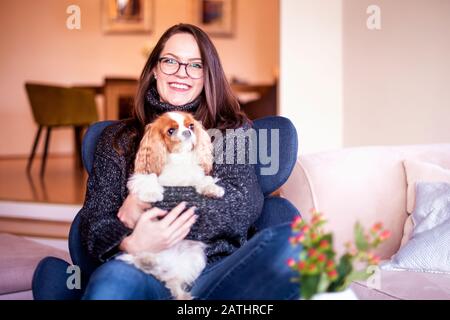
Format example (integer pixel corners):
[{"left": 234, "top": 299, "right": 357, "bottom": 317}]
[{"left": 32, "top": 116, "right": 300, "bottom": 300}]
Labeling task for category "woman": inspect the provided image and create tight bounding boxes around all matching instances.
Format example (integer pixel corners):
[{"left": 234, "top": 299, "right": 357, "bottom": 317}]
[{"left": 80, "top": 23, "right": 300, "bottom": 300}]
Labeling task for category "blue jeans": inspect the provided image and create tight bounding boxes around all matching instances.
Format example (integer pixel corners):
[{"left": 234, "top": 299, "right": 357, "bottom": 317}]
[{"left": 82, "top": 222, "right": 301, "bottom": 300}]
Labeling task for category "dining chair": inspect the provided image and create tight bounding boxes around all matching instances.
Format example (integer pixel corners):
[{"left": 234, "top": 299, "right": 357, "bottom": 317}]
[{"left": 25, "top": 82, "right": 98, "bottom": 176}]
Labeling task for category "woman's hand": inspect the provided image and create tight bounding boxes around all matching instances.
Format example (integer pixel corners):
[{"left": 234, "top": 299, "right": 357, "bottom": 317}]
[
  {"left": 117, "top": 193, "right": 151, "bottom": 229},
  {"left": 120, "top": 201, "right": 198, "bottom": 254}
]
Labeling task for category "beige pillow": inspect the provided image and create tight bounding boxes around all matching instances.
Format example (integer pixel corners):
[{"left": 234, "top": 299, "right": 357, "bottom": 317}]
[{"left": 400, "top": 160, "right": 450, "bottom": 246}]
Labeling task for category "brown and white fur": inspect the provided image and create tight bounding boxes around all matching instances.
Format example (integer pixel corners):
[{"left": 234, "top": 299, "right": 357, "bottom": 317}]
[{"left": 117, "top": 111, "right": 224, "bottom": 300}]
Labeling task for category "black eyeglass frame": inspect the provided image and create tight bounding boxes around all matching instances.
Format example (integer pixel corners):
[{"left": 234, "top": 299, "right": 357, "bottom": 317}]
[{"left": 157, "top": 57, "right": 204, "bottom": 79}]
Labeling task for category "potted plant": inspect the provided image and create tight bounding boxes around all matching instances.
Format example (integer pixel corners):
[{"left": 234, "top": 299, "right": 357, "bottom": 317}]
[{"left": 287, "top": 210, "right": 391, "bottom": 300}]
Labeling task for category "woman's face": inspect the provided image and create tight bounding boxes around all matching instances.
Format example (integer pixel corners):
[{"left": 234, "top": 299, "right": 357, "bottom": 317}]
[{"left": 154, "top": 33, "right": 204, "bottom": 106}]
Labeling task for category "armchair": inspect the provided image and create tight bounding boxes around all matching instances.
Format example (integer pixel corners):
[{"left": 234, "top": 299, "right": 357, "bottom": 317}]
[{"left": 32, "top": 116, "right": 299, "bottom": 299}]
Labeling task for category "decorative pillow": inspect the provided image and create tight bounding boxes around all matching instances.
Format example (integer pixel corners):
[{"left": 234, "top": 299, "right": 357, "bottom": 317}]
[
  {"left": 382, "top": 182, "right": 450, "bottom": 274},
  {"left": 404, "top": 160, "right": 450, "bottom": 214},
  {"left": 400, "top": 160, "right": 450, "bottom": 246}
]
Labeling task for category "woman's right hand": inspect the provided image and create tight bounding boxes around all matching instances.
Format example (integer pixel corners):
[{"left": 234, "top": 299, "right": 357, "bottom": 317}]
[
  {"left": 120, "top": 201, "right": 198, "bottom": 254},
  {"left": 117, "top": 193, "right": 151, "bottom": 229}
]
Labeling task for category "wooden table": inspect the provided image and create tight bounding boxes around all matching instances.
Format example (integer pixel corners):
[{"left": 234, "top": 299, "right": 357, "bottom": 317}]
[{"left": 75, "top": 78, "right": 277, "bottom": 121}]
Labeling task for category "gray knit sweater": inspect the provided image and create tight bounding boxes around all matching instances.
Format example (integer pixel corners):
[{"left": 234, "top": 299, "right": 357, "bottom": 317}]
[{"left": 79, "top": 121, "right": 264, "bottom": 264}]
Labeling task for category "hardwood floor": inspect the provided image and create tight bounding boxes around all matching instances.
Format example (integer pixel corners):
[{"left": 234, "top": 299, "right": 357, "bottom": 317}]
[
  {"left": 0, "top": 216, "right": 70, "bottom": 239},
  {"left": 0, "top": 155, "right": 87, "bottom": 205},
  {"left": 0, "top": 156, "right": 84, "bottom": 240}
]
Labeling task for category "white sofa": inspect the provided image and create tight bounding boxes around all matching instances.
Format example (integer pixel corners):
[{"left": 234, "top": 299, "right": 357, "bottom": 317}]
[{"left": 281, "top": 144, "right": 450, "bottom": 300}]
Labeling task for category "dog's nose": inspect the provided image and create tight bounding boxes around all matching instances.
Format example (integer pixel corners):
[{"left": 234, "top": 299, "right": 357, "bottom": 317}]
[{"left": 182, "top": 130, "right": 191, "bottom": 138}]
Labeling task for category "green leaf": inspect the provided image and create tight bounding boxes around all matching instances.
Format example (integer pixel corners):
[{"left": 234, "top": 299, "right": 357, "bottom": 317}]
[
  {"left": 300, "top": 274, "right": 321, "bottom": 300},
  {"left": 339, "top": 270, "right": 369, "bottom": 291},
  {"left": 354, "top": 222, "right": 369, "bottom": 251},
  {"left": 320, "top": 234, "right": 335, "bottom": 258},
  {"left": 317, "top": 272, "right": 330, "bottom": 293},
  {"left": 328, "top": 254, "right": 353, "bottom": 292}
]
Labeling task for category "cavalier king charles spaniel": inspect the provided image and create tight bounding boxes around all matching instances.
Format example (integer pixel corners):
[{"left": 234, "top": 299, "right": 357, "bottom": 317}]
[{"left": 118, "top": 111, "right": 224, "bottom": 300}]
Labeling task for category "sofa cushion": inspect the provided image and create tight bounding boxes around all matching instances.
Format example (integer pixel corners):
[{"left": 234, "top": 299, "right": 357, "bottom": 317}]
[
  {"left": 401, "top": 160, "right": 450, "bottom": 246},
  {"left": 383, "top": 182, "right": 450, "bottom": 274},
  {"left": 0, "top": 233, "right": 69, "bottom": 295},
  {"left": 404, "top": 160, "right": 450, "bottom": 214},
  {"left": 352, "top": 269, "right": 450, "bottom": 300}
]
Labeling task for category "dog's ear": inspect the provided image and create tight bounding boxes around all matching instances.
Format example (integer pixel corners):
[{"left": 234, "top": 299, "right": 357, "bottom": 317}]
[
  {"left": 134, "top": 124, "right": 167, "bottom": 175},
  {"left": 193, "top": 119, "right": 213, "bottom": 174}
]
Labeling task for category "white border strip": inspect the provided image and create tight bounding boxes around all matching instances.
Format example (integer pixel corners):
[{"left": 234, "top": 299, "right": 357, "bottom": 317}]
[{"left": 0, "top": 201, "right": 80, "bottom": 222}]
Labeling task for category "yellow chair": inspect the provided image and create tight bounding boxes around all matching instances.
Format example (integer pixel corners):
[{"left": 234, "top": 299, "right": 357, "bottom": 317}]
[{"left": 25, "top": 83, "right": 98, "bottom": 176}]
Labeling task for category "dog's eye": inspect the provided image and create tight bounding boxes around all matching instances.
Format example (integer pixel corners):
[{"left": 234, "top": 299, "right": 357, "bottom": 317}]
[
  {"left": 167, "top": 128, "right": 175, "bottom": 136},
  {"left": 189, "top": 124, "right": 194, "bottom": 130}
]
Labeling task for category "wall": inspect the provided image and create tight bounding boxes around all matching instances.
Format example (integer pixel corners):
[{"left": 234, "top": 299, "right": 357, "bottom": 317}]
[
  {"left": 280, "top": 0, "right": 450, "bottom": 155},
  {"left": 0, "top": 0, "right": 279, "bottom": 156},
  {"left": 343, "top": 0, "right": 450, "bottom": 147},
  {"left": 280, "top": 0, "right": 343, "bottom": 154}
]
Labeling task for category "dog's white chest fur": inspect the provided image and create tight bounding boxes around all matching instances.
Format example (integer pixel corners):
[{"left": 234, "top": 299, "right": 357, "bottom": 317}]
[{"left": 158, "top": 152, "right": 204, "bottom": 186}]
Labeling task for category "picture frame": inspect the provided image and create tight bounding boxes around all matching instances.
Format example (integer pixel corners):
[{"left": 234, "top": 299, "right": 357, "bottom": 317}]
[
  {"left": 102, "top": 0, "right": 153, "bottom": 34},
  {"left": 192, "top": 0, "right": 234, "bottom": 37}
]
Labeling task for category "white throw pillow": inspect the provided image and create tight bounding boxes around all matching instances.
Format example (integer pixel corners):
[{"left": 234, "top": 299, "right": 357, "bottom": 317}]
[
  {"left": 400, "top": 160, "right": 450, "bottom": 247},
  {"left": 382, "top": 182, "right": 450, "bottom": 274}
]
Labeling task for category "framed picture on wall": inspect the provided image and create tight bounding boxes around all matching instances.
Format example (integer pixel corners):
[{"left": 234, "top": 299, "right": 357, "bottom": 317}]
[
  {"left": 102, "top": 0, "right": 153, "bottom": 33},
  {"left": 192, "top": 0, "right": 234, "bottom": 37}
]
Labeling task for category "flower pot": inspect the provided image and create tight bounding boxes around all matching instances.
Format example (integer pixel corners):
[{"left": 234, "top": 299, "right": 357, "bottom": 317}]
[{"left": 311, "top": 288, "right": 358, "bottom": 300}]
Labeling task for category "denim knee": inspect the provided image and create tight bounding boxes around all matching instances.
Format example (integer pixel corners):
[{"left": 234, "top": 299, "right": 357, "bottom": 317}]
[
  {"left": 82, "top": 259, "right": 170, "bottom": 300},
  {"left": 263, "top": 222, "right": 302, "bottom": 274},
  {"left": 264, "top": 222, "right": 296, "bottom": 245}
]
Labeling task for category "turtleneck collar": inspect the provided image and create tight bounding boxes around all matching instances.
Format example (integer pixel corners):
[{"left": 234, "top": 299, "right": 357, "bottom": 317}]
[{"left": 145, "top": 85, "right": 201, "bottom": 116}]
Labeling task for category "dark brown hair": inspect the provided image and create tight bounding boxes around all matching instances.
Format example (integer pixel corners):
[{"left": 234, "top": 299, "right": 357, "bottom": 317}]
[{"left": 114, "top": 23, "right": 248, "bottom": 155}]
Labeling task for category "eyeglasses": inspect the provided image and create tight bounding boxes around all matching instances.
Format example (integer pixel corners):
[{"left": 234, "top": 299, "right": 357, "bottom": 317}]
[{"left": 158, "top": 57, "right": 204, "bottom": 79}]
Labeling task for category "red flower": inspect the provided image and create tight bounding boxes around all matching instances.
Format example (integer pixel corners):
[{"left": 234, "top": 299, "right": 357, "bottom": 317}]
[
  {"left": 319, "top": 240, "right": 329, "bottom": 249},
  {"left": 296, "top": 233, "right": 305, "bottom": 242},
  {"left": 317, "top": 254, "right": 326, "bottom": 262},
  {"left": 371, "top": 222, "right": 383, "bottom": 233},
  {"left": 311, "top": 213, "right": 324, "bottom": 225},
  {"left": 369, "top": 254, "right": 381, "bottom": 265},
  {"left": 293, "top": 216, "right": 303, "bottom": 225},
  {"left": 308, "top": 248, "right": 317, "bottom": 258},
  {"left": 379, "top": 230, "right": 391, "bottom": 241},
  {"left": 327, "top": 269, "right": 338, "bottom": 280},
  {"left": 298, "top": 261, "right": 306, "bottom": 271},
  {"left": 326, "top": 260, "right": 335, "bottom": 270},
  {"left": 302, "top": 225, "right": 310, "bottom": 233},
  {"left": 287, "top": 258, "right": 296, "bottom": 267}
]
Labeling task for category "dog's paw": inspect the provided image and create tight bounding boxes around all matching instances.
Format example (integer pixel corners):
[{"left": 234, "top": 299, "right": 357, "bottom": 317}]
[
  {"left": 128, "top": 173, "right": 164, "bottom": 203},
  {"left": 200, "top": 184, "right": 225, "bottom": 198},
  {"left": 139, "top": 188, "right": 164, "bottom": 202}
]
